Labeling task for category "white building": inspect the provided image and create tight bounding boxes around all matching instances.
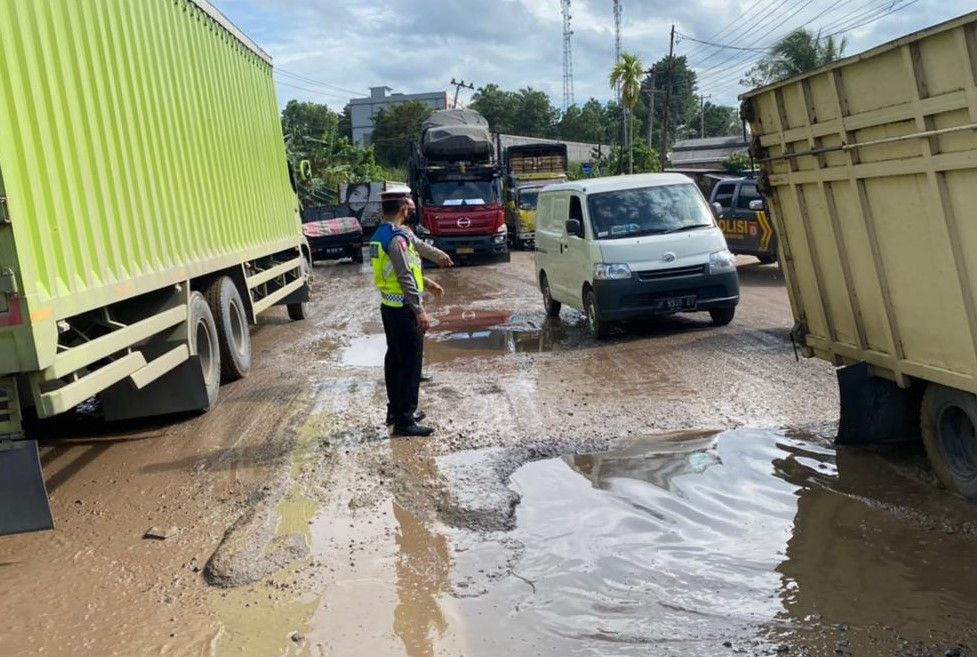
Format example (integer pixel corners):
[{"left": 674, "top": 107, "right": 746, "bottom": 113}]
[{"left": 350, "top": 86, "right": 449, "bottom": 147}]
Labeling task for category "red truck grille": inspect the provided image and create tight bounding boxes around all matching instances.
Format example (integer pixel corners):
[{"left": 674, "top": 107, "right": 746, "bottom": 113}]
[{"left": 426, "top": 208, "right": 501, "bottom": 235}]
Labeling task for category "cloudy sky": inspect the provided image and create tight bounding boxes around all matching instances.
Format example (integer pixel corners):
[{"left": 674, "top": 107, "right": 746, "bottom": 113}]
[{"left": 211, "top": 0, "right": 973, "bottom": 111}]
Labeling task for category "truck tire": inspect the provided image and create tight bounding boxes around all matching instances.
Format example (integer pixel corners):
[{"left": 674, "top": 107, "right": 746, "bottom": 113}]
[
  {"left": 189, "top": 291, "right": 221, "bottom": 410},
  {"left": 710, "top": 307, "right": 736, "bottom": 326},
  {"left": 921, "top": 384, "right": 977, "bottom": 501},
  {"left": 584, "top": 288, "right": 610, "bottom": 340},
  {"left": 540, "top": 272, "right": 561, "bottom": 318},
  {"left": 205, "top": 276, "right": 251, "bottom": 382},
  {"left": 287, "top": 256, "right": 311, "bottom": 321},
  {"left": 758, "top": 253, "right": 778, "bottom": 265}
]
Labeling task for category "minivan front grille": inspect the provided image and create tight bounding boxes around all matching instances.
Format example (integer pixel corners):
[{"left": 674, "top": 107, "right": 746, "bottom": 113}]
[{"left": 636, "top": 264, "right": 706, "bottom": 281}]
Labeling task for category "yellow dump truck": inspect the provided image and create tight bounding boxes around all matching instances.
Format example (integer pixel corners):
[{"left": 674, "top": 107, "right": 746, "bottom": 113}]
[
  {"left": 741, "top": 11, "right": 977, "bottom": 499},
  {"left": 503, "top": 144, "right": 568, "bottom": 249},
  {"left": 0, "top": 0, "right": 310, "bottom": 535}
]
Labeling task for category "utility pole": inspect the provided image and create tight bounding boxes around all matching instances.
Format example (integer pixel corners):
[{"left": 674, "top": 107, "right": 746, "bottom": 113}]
[
  {"left": 449, "top": 78, "right": 475, "bottom": 109},
  {"left": 700, "top": 94, "right": 712, "bottom": 138},
  {"left": 645, "top": 70, "right": 663, "bottom": 151},
  {"left": 660, "top": 24, "right": 675, "bottom": 160}
]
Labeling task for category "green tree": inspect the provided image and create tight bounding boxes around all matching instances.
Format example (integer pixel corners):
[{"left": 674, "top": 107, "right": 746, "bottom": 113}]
[
  {"left": 722, "top": 152, "right": 752, "bottom": 174},
  {"left": 470, "top": 84, "right": 519, "bottom": 134},
  {"left": 691, "top": 102, "right": 740, "bottom": 138},
  {"left": 558, "top": 98, "right": 613, "bottom": 144},
  {"left": 608, "top": 136, "right": 661, "bottom": 175},
  {"left": 609, "top": 52, "right": 644, "bottom": 174},
  {"left": 743, "top": 29, "right": 846, "bottom": 87},
  {"left": 642, "top": 56, "right": 698, "bottom": 153},
  {"left": 369, "top": 101, "right": 434, "bottom": 168},
  {"left": 337, "top": 103, "right": 353, "bottom": 141},
  {"left": 281, "top": 100, "right": 339, "bottom": 142}
]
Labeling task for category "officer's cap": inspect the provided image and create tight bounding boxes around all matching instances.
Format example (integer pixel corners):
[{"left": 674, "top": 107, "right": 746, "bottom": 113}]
[{"left": 380, "top": 184, "right": 412, "bottom": 200}]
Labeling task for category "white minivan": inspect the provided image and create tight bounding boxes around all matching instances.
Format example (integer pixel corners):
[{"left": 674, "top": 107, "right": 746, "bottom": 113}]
[{"left": 534, "top": 173, "right": 740, "bottom": 339}]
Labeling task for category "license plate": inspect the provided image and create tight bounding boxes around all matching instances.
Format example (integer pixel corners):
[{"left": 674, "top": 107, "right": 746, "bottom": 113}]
[
  {"left": 457, "top": 247, "right": 475, "bottom": 255},
  {"left": 656, "top": 295, "right": 696, "bottom": 311}
]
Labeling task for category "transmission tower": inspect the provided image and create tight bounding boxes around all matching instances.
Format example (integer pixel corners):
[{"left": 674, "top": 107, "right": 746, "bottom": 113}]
[
  {"left": 613, "top": 0, "right": 622, "bottom": 101},
  {"left": 561, "top": 0, "right": 574, "bottom": 110}
]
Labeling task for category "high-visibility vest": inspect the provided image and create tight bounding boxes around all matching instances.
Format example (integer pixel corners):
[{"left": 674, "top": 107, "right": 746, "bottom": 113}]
[{"left": 370, "top": 223, "right": 424, "bottom": 307}]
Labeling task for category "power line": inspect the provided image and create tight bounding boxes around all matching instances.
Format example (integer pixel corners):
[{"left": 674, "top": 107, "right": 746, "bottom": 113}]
[
  {"left": 676, "top": 33, "right": 770, "bottom": 53},
  {"left": 276, "top": 79, "right": 352, "bottom": 101},
  {"left": 275, "top": 69, "right": 366, "bottom": 97},
  {"left": 687, "top": 0, "right": 796, "bottom": 69},
  {"left": 681, "top": 0, "right": 782, "bottom": 59}
]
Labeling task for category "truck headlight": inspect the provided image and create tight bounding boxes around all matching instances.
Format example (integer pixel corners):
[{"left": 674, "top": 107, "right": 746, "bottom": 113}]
[
  {"left": 593, "top": 263, "right": 632, "bottom": 280},
  {"left": 709, "top": 250, "right": 736, "bottom": 274},
  {"left": 493, "top": 235, "right": 506, "bottom": 244},
  {"left": 497, "top": 224, "right": 507, "bottom": 233}
]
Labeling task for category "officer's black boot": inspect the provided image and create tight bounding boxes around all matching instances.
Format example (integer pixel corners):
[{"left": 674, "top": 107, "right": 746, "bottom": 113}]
[{"left": 393, "top": 422, "right": 434, "bottom": 437}]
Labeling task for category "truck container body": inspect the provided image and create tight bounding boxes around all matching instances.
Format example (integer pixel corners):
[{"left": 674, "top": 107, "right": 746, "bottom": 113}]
[
  {"left": 0, "top": 0, "right": 310, "bottom": 536},
  {"left": 409, "top": 110, "right": 508, "bottom": 263},
  {"left": 503, "top": 143, "right": 568, "bottom": 249},
  {"left": 741, "top": 11, "right": 977, "bottom": 499}
]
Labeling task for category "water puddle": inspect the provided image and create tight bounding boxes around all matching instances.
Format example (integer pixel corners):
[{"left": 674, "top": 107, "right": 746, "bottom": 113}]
[
  {"left": 339, "top": 308, "right": 570, "bottom": 367},
  {"left": 448, "top": 430, "right": 977, "bottom": 656}
]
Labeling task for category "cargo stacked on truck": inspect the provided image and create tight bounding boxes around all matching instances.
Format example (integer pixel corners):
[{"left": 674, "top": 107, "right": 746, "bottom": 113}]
[
  {"left": 409, "top": 110, "right": 509, "bottom": 263},
  {"left": 741, "top": 10, "right": 977, "bottom": 501},
  {"left": 503, "top": 143, "right": 569, "bottom": 249},
  {"left": 0, "top": 0, "right": 311, "bottom": 536}
]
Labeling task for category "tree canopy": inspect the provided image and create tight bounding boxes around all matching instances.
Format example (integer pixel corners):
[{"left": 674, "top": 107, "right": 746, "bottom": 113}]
[
  {"left": 370, "top": 101, "right": 434, "bottom": 168},
  {"left": 743, "top": 29, "right": 847, "bottom": 87}
]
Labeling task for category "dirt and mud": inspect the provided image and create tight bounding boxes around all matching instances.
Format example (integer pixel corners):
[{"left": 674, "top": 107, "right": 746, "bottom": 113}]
[{"left": 1, "top": 252, "right": 975, "bottom": 657}]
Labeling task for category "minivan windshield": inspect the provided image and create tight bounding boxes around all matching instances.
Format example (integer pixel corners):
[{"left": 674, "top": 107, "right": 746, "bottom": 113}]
[
  {"left": 587, "top": 183, "right": 715, "bottom": 240},
  {"left": 425, "top": 181, "right": 499, "bottom": 207}
]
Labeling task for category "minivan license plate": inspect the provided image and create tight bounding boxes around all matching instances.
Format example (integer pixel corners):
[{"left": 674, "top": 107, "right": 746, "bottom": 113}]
[{"left": 657, "top": 295, "right": 696, "bottom": 311}]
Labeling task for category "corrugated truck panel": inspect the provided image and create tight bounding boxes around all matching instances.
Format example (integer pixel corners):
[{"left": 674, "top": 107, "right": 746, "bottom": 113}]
[
  {"left": 743, "top": 11, "right": 977, "bottom": 393},
  {"left": 0, "top": 0, "right": 301, "bottom": 334}
]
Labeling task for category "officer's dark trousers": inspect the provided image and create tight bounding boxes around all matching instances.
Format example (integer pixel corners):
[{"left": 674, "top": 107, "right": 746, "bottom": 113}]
[{"left": 380, "top": 304, "right": 423, "bottom": 427}]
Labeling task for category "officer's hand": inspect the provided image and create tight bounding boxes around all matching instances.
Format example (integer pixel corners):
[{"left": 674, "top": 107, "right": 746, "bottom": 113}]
[
  {"left": 417, "top": 312, "right": 431, "bottom": 333},
  {"left": 437, "top": 252, "right": 454, "bottom": 268},
  {"left": 427, "top": 280, "right": 444, "bottom": 299}
]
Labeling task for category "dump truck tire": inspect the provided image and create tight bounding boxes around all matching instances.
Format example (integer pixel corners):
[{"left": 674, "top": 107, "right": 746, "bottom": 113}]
[
  {"left": 921, "top": 384, "right": 977, "bottom": 501},
  {"left": 206, "top": 276, "right": 252, "bottom": 382},
  {"left": 189, "top": 291, "right": 221, "bottom": 410}
]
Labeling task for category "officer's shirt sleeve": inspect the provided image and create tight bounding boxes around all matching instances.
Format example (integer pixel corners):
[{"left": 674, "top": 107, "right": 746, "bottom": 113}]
[
  {"left": 409, "top": 232, "right": 447, "bottom": 263},
  {"left": 388, "top": 235, "right": 424, "bottom": 313}
]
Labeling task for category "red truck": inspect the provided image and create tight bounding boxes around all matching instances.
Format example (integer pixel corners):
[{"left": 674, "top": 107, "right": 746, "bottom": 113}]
[{"left": 408, "top": 109, "right": 509, "bottom": 264}]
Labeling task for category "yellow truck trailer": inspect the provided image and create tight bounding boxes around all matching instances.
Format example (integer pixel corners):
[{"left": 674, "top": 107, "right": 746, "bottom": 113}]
[
  {"left": 0, "top": 0, "right": 310, "bottom": 535},
  {"left": 741, "top": 11, "right": 977, "bottom": 499}
]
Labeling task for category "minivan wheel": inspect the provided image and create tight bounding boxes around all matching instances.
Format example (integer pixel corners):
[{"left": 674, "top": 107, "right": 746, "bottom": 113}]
[
  {"left": 541, "top": 273, "right": 561, "bottom": 318},
  {"left": 758, "top": 252, "right": 778, "bottom": 265},
  {"left": 584, "top": 289, "right": 610, "bottom": 339},
  {"left": 710, "top": 307, "right": 736, "bottom": 326},
  {"left": 921, "top": 384, "right": 977, "bottom": 501}
]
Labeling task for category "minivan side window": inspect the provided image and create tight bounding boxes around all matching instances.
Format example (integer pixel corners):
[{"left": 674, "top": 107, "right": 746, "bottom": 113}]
[
  {"left": 713, "top": 183, "right": 736, "bottom": 210},
  {"left": 735, "top": 183, "right": 761, "bottom": 210},
  {"left": 568, "top": 196, "right": 583, "bottom": 222}
]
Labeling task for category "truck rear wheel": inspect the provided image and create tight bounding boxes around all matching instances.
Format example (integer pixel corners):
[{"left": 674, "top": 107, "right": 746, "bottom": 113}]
[
  {"left": 921, "top": 384, "right": 977, "bottom": 501},
  {"left": 758, "top": 253, "right": 778, "bottom": 265},
  {"left": 287, "top": 256, "right": 311, "bottom": 320},
  {"left": 205, "top": 276, "right": 252, "bottom": 382},
  {"left": 189, "top": 291, "right": 221, "bottom": 410}
]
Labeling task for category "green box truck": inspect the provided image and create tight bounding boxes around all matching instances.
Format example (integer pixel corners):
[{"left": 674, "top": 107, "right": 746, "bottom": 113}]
[{"left": 0, "top": 0, "right": 311, "bottom": 535}]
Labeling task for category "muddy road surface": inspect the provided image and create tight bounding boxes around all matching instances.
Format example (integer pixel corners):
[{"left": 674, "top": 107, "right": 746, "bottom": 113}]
[{"left": 2, "top": 252, "right": 975, "bottom": 657}]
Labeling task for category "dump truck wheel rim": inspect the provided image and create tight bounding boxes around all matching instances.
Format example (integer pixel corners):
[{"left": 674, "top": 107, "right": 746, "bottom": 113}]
[
  {"left": 938, "top": 403, "right": 977, "bottom": 484},
  {"left": 229, "top": 297, "right": 246, "bottom": 359},
  {"left": 196, "top": 317, "right": 216, "bottom": 381}
]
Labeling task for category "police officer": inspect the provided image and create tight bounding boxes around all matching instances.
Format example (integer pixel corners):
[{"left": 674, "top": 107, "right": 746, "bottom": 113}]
[{"left": 371, "top": 186, "right": 453, "bottom": 436}]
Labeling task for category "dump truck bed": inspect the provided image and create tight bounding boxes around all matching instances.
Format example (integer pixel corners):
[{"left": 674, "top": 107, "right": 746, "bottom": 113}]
[{"left": 741, "top": 11, "right": 977, "bottom": 395}]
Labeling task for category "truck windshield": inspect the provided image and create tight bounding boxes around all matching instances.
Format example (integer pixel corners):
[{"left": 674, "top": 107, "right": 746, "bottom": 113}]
[
  {"left": 426, "top": 181, "right": 498, "bottom": 206},
  {"left": 518, "top": 189, "right": 539, "bottom": 210},
  {"left": 587, "top": 183, "right": 714, "bottom": 240}
]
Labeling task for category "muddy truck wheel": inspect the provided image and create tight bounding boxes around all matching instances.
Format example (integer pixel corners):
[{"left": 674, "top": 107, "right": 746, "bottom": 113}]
[
  {"left": 189, "top": 290, "right": 221, "bottom": 410},
  {"left": 205, "top": 276, "right": 252, "bottom": 382},
  {"left": 287, "top": 256, "right": 311, "bottom": 320},
  {"left": 921, "top": 384, "right": 977, "bottom": 501}
]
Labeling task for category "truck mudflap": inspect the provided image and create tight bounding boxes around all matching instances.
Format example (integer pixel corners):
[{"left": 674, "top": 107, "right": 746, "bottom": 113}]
[
  {"left": 0, "top": 439, "right": 53, "bottom": 536},
  {"left": 0, "top": 377, "right": 53, "bottom": 536}
]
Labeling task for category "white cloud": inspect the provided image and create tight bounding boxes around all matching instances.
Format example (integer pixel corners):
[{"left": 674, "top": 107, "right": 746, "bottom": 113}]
[{"left": 213, "top": 0, "right": 975, "bottom": 111}]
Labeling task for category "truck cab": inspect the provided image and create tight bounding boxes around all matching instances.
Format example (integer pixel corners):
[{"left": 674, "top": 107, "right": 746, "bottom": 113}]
[
  {"left": 709, "top": 177, "right": 778, "bottom": 264},
  {"left": 504, "top": 143, "right": 569, "bottom": 250},
  {"left": 412, "top": 171, "right": 508, "bottom": 261}
]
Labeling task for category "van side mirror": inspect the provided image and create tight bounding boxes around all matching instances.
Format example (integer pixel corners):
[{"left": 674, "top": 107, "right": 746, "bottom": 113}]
[
  {"left": 749, "top": 199, "right": 765, "bottom": 211},
  {"left": 565, "top": 218, "right": 583, "bottom": 238},
  {"left": 712, "top": 202, "right": 723, "bottom": 217}
]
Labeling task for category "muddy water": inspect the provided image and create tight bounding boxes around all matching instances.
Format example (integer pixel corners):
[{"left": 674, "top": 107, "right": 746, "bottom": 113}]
[{"left": 444, "top": 431, "right": 977, "bottom": 656}]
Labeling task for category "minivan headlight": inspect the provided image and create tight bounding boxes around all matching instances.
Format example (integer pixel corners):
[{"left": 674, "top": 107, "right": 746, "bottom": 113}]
[
  {"left": 709, "top": 250, "right": 736, "bottom": 274},
  {"left": 594, "top": 263, "right": 633, "bottom": 280}
]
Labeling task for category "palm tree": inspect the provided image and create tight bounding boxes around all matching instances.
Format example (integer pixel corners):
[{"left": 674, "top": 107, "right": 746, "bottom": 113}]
[
  {"left": 609, "top": 52, "right": 644, "bottom": 174},
  {"left": 744, "top": 29, "right": 847, "bottom": 87}
]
